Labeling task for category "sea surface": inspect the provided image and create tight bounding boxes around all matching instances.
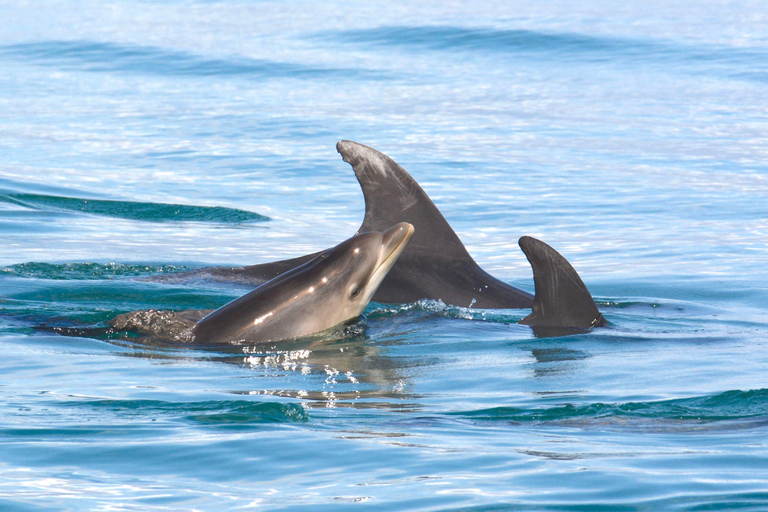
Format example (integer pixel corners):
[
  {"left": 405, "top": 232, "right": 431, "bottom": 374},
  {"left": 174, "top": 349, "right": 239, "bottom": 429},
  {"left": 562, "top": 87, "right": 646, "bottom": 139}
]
[{"left": 1, "top": 1, "right": 768, "bottom": 510}]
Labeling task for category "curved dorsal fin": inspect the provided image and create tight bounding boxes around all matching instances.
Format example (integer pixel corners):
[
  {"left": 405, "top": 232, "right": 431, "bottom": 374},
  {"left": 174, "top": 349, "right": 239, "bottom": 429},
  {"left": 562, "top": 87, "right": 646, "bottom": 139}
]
[
  {"left": 517, "top": 236, "right": 605, "bottom": 331},
  {"left": 337, "top": 140, "right": 470, "bottom": 260},
  {"left": 337, "top": 140, "right": 533, "bottom": 308}
]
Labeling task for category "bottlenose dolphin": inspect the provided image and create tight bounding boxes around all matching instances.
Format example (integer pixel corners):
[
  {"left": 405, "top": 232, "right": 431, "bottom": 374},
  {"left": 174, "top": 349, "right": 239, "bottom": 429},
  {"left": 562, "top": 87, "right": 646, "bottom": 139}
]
[
  {"left": 153, "top": 141, "right": 605, "bottom": 331},
  {"left": 111, "top": 222, "right": 414, "bottom": 344},
  {"left": 175, "top": 141, "right": 534, "bottom": 309}
]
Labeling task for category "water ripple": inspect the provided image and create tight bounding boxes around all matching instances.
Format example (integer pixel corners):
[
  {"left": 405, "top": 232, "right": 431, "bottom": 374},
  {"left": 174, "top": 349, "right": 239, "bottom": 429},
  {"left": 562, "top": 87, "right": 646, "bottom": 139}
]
[
  {"left": 452, "top": 389, "right": 768, "bottom": 426},
  {"left": 0, "top": 262, "right": 190, "bottom": 280},
  {"left": 326, "top": 25, "right": 768, "bottom": 82},
  {"left": 0, "top": 39, "right": 379, "bottom": 80},
  {"left": 0, "top": 192, "right": 269, "bottom": 223},
  {"left": 57, "top": 398, "right": 308, "bottom": 426}
]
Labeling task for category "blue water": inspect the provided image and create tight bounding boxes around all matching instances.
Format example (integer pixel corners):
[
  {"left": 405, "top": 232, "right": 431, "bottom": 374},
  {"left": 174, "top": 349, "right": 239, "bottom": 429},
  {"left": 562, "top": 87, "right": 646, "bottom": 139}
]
[{"left": 2, "top": 1, "right": 768, "bottom": 510}]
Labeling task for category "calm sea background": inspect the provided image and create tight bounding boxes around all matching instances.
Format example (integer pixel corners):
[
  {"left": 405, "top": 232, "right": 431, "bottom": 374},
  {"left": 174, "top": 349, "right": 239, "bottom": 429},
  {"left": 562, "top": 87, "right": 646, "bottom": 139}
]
[{"left": 1, "top": 1, "right": 768, "bottom": 510}]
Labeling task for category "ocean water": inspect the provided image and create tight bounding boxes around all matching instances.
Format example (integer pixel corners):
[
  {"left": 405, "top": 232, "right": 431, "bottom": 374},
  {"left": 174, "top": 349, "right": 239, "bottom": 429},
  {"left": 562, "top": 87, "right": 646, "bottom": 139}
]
[{"left": 1, "top": 1, "right": 768, "bottom": 510}]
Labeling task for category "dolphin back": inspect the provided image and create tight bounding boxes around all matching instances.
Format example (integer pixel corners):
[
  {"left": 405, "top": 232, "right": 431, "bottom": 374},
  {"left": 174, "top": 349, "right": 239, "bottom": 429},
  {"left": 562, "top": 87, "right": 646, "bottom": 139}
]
[{"left": 147, "top": 141, "right": 536, "bottom": 310}]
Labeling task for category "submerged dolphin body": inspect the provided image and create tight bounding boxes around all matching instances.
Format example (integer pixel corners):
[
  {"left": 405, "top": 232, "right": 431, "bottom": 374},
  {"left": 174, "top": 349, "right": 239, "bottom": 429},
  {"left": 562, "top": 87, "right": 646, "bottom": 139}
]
[{"left": 111, "top": 223, "right": 414, "bottom": 344}]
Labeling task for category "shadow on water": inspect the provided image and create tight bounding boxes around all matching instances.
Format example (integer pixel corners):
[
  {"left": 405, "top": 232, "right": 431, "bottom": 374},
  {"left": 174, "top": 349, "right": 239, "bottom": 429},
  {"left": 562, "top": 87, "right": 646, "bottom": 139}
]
[
  {"left": 529, "top": 347, "right": 591, "bottom": 378},
  {"left": 228, "top": 336, "right": 423, "bottom": 411},
  {"left": 529, "top": 325, "right": 598, "bottom": 339}
]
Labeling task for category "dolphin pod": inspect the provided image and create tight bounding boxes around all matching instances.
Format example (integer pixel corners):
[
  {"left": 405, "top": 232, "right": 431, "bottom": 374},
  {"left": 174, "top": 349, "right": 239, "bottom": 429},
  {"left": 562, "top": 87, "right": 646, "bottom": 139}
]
[
  {"left": 110, "top": 223, "right": 414, "bottom": 344},
  {"left": 155, "top": 142, "right": 604, "bottom": 326},
  {"left": 180, "top": 141, "right": 537, "bottom": 309},
  {"left": 112, "top": 141, "right": 605, "bottom": 344}
]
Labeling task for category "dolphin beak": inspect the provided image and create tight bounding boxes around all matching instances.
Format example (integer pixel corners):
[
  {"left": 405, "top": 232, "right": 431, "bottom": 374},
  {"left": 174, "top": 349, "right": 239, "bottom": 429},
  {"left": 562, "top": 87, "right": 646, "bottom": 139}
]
[
  {"left": 380, "top": 222, "right": 415, "bottom": 268},
  {"left": 364, "top": 222, "right": 414, "bottom": 298}
]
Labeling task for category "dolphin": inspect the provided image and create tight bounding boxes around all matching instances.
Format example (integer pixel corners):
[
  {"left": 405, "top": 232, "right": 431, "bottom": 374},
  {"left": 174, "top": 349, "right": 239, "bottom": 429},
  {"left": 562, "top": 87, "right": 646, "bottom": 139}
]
[
  {"left": 172, "top": 141, "right": 535, "bottom": 309},
  {"left": 111, "top": 222, "right": 414, "bottom": 344},
  {"left": 153, "top": 141, "right": 605, "bottom": 331}
]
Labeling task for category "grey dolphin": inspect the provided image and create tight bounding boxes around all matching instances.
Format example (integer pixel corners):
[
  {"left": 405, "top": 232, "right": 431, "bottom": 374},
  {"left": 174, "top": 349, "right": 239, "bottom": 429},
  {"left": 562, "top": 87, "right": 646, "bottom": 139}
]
[
  {"left": 112, "top": 222, "right": 414, "bottom": 344},
  {"left": 338, "top": 140, "right": 535, "bottom": 309},
  {"left": 152, "top": 141, "right": 605, "bottom": 331},
  {"left": 182, "top": 141, "right": 534, "bottom": 309}
]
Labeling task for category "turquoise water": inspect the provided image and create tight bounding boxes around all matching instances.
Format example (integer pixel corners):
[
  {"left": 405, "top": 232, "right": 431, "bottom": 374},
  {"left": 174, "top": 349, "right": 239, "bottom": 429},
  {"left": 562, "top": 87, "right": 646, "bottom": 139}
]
[{"left": 2, "top": 1, "right": 768, "bottom": 510}]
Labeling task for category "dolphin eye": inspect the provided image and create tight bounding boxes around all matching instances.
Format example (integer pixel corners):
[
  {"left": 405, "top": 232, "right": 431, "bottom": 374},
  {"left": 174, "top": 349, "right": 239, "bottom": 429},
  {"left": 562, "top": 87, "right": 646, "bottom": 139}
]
[{"left": 350, "top": 286, "right": 361, "bottom": 298}]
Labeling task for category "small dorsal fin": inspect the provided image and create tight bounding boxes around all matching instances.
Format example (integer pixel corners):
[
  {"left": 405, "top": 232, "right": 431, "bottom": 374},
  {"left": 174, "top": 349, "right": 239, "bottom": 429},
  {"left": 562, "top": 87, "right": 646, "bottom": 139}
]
[{"left": 517, "top": 236, "right": 605, "bottom": 332}]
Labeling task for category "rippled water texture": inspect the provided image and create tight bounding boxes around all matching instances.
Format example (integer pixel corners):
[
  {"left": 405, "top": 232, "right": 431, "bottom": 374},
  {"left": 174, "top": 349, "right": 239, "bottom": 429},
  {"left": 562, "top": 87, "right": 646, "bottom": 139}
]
[{"left": 1, "top": 1, "right": 767, "bottom": 510}]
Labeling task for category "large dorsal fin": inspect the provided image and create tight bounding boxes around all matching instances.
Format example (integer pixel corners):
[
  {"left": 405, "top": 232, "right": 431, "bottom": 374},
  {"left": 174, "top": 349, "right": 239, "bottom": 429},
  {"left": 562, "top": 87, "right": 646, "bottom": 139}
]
[
  {"left": 517, "top": 236, "right": 605, "bottom": 332},
  {"left": 336, "top": 140, "right": 533, "bottom": 308},
  {"left": 337, "top": 140, "right": 471, "bottom": 260}
]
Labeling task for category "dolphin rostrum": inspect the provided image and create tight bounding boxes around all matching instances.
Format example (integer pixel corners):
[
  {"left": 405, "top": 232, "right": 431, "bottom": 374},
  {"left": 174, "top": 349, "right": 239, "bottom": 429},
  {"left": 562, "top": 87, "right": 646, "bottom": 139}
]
[{"left": 111, "top": 222, "right": 414, "bottom": 344}]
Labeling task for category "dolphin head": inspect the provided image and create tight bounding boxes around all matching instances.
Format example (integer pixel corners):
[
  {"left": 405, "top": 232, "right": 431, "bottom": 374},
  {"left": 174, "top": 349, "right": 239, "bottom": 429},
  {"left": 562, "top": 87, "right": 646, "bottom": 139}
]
[{"left": 307, "top": 222, "right": 415, "bottom": 321}]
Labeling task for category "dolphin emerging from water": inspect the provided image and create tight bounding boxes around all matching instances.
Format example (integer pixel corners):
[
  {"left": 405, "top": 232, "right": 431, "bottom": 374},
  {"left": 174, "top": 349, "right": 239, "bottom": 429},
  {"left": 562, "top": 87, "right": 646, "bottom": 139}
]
[
  {"left": 111, "top": 222, "right": 414, "bottom": 344},
  {"left": 172, "top": 141, "right": 534, "bottom": 308},
  {"left": 157, "top": 141, "right": 604, "bottom": 332}
]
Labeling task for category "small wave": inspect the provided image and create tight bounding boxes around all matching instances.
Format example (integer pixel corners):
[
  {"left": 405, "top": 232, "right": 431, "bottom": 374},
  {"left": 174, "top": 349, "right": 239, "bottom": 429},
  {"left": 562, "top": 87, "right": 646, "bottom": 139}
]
[
  {"left": 326, "top": 26, "right": 768, "bottom": 83},
  {"left": 0, "top": 40, "right": 378, "bottom": 80},
  {"left": 1, "top": 262, "right": 190, "bottom": 280},
  {"left": 451, "top": 389, "right": 768, "bottom": 425},
  {"left": 58, "top": 398, "right": 308, "bottom": 425},
  {"left": 0, "top": 192, "right": 269, "bottom": 223},
  {"left": 330, "top": 26, "right": 634, "bottom": 57}
]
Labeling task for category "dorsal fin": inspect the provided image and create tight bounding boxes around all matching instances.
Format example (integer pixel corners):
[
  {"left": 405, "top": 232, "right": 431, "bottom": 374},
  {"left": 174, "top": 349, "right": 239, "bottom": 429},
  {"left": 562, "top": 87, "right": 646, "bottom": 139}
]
[
  {"left": 337, "top": 140, "right": 533, "bottom": 308},
  {"left": 337, "top": 140, "right": 470, "bottom": 259},
  {"left": 517, "top": 236, "right": 605, "bottom": 331}
]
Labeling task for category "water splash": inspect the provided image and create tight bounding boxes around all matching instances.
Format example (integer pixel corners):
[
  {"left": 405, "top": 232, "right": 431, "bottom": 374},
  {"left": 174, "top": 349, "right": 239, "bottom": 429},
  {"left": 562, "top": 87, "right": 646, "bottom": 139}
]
[{"left": 369, "top": 299, "right": 523, "bottom": 323}]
